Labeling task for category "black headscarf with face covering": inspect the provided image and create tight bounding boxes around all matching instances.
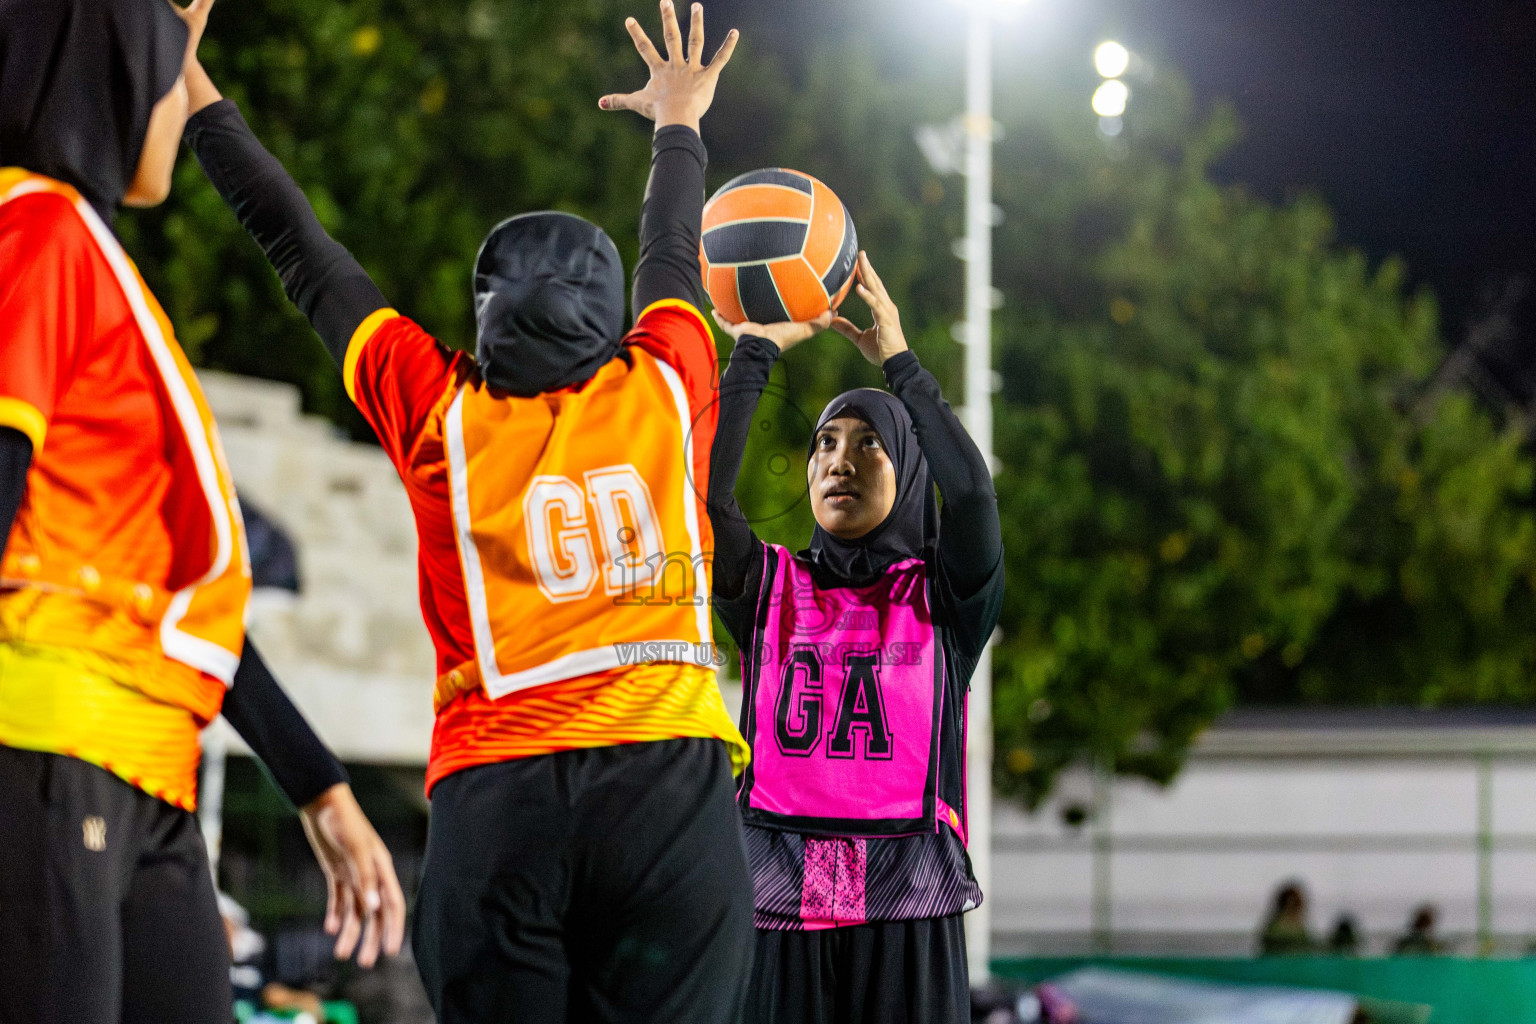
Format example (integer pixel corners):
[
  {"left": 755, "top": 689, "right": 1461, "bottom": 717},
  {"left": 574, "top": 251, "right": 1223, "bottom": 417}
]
[
  {"left": 473, "top": 211, "right": 626, "bottom": 397},
  {"left": 0, "top": 0, "right": 188, "bottom": 219},
  {"left": 804, "top": 388, "right": 938, "bottom": 586}
]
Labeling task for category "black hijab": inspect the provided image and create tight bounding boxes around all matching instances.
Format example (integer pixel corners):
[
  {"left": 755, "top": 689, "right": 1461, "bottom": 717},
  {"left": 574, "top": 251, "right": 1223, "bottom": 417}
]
[
  {"left": 0, "top": 0, "right": 188, "bottom": 219},
  {"left": 473, "top": 211, "right": 626, "bottom": 397},
  {"left": 804, "top": 388, "right": 938, "bottom": 586}
]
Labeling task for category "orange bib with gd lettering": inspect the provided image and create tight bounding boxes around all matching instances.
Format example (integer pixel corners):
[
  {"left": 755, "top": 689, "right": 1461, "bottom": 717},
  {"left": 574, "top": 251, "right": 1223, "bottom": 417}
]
[
  {"left": 0, "top": 170, "right": 250, "bottom": 722},
  {"left": 445, "top": 346, "right": 713, "bottom": 700}
]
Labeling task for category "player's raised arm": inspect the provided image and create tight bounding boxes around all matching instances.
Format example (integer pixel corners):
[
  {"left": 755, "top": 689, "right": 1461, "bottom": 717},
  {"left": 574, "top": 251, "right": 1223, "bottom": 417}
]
[
  {"left": 833, "top": 251, "right": 1002, "bottom": 642},
  {"left": 603, "top": 1, "right": 738, "bottom": 315},
  {"left": 179, "top": 41, "right": 388, "bottom": 367},
  {"left": 706, "top": 314, "right": 831, "bottom": 606}
]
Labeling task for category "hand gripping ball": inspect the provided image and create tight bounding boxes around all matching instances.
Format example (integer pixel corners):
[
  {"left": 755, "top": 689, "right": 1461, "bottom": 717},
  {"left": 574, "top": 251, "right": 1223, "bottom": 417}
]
[{"left": 701, "top": 169, "right": 859, "bottom": 325}]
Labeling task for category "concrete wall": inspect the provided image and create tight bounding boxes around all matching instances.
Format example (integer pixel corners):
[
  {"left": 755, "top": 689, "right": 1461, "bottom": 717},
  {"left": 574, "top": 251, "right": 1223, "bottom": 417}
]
[{"left": 994, "top": 754, "right": 1536, "bottom": 956}]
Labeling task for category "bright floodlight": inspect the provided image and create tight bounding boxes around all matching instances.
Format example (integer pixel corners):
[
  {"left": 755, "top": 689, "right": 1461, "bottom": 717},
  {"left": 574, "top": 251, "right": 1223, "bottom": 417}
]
[
  {"left": 1094, "top": 40, "right": 1130, "bottom": 79},
  {"left": 1092, "top": 79, "right": 1130, "bottom": 117}
]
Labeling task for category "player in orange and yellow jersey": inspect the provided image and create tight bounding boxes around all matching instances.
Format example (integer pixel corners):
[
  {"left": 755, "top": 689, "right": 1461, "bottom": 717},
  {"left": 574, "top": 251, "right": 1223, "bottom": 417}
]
[
  {"left": 183, "top": 3, "right": 753, "bottom": 1021},
  {"left": 0, "top": 2, "right": 404, "bottom": 1021}
]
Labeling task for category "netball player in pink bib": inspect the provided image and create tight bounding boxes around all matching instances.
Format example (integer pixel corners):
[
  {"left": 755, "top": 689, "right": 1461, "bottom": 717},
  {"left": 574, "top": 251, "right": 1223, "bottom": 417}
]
[{"left": 709, "top": 251, "right": 1004, "bottom": 1024}]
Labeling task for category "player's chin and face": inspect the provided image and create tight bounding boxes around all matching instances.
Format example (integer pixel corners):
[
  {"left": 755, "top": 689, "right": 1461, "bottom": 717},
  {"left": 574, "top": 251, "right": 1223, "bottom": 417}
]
[
  {"left": 123, "top": 77, "right": 190, "bottom": 209},
  {"left": 808, "top": 417, "right": 898, "bottom": 540}
]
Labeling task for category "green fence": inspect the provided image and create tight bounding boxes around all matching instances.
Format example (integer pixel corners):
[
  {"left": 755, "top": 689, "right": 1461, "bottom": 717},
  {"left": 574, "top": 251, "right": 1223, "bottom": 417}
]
[{"left": 993, "top": 957, "right": 1536, "bottom": 1024}]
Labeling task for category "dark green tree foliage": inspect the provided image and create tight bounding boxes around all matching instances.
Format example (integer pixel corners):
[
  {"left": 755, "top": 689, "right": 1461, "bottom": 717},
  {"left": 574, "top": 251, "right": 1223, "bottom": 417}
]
[
  {"left": 983, "top": 70, "right": 1536, "bottom": 802},
  {"left": 123, "top": 0, "right": 656, "bottom": 433},
  {"left": 123, "top": 0, "right": 1536, "bottom": 806}
]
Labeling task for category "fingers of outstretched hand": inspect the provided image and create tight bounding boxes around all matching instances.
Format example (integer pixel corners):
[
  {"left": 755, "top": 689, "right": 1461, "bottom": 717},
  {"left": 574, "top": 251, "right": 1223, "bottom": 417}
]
[
  {"left": 830, "top": 316, "right": 865, "bottom": 341},
  {"left": 332, "top": 883, "right": 363, "bottom": 961},
  {"left": 831, "top": 315, "right": 880, "bottom": 364},
  {"left": 780, "top": 311, "right": 833, "bottom": 345},
  {"left": 857, "top": 250, "right": 885, "bottom": 290},
  {"left": 660, "top": 0, "right": 684, "bottom": 63},
  {"left": 379, "top": 848, "right": 407, "bottom": 958},
  {"left": 599, "top": 91, "right": 649, "bottom": 113},
  {"left": 624, "top": 17, "right": 664, "bottom": 67},
  {"left": 711, "top": 309, "right": 750, "bottom": 337},
  {"left": 687, "top": 3, "right": 706, "bottom": 66},
  {"left": 175, "top": 0, "right": 215, "bottom": 51},
  {"left": 856, "top": 281, "right": 894, "bottom": 321},
  {"left": 178, "top": 0, "right": 213, "bottom": 23},
  {"left": 708, "top": 29, "right": 740, "bottom": 75},
  {"left": 323, "top": 870, "right": 343, "bottom": 936},
  {"left": 346, "top": 834, "right": 382, "bottom": 965},
  {"left": 356, "top": 895, "right": 382, "bottom": 968}
]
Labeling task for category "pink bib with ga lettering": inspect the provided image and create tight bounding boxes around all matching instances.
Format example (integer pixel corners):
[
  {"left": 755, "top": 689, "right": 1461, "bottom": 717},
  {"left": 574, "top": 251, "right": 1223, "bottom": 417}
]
[{"left": 737, "top": 544, "right": 945, "bottom": 837}]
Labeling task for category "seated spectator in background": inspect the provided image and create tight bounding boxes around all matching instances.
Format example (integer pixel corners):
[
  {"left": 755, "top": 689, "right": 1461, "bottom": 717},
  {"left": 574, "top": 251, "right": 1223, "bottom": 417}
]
[
  {"left": 241, "top": 497, "right": 301, "bottom": 593},
  {"left": 1393, "top": 904, "right": 1447, "bottom": 956},
  {"left": 1328, "top": 913, "right": 1362, "bottom": 956},
  {"left": 220, "top": 892, "right": 334, "bottom": 1023},
  {"left": 1259, "top": 881, "right": 1318, "bottom": 955}
]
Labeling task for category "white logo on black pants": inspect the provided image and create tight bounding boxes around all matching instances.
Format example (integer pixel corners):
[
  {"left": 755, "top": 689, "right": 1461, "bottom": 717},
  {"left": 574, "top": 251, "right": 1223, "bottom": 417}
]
[{"left": 82, "top": 816, "right": 106, "bottom": 852}]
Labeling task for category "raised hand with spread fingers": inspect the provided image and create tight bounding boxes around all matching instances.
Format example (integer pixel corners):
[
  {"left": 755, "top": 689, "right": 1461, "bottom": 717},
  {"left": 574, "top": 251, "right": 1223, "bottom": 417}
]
[
  {"left": 831, "top": 251, "right": 911, "bottom": 366},
  {"left": 600, "top": 0, "right": 738, "bottom": 133}
]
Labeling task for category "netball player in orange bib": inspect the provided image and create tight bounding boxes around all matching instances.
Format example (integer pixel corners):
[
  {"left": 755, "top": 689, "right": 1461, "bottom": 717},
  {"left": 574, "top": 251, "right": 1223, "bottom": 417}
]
[
  {"left": 182, "top": 3, "right": 753, "bottom": 1020},
  {"left": 0, "top": 1, "right": 404, "bottom": 1021}
]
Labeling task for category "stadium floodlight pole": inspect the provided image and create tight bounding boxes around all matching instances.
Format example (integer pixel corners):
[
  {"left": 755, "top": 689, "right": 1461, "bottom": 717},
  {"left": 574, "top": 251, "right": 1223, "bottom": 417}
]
[
  {"left": 961, "top": 0, "right": 998, "bottom": 985},
  {"left": 918, "top": 0, "right": 1012, "bottom": 983}
]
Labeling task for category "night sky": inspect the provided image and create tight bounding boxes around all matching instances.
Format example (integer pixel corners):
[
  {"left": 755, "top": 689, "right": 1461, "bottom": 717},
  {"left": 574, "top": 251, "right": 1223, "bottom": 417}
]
[
  {"left": 1133, "top": 0, "right": 1536, "bottom": 384},
  {"left": 712, "top": 0, "right": 1536, "bottom": 394}
]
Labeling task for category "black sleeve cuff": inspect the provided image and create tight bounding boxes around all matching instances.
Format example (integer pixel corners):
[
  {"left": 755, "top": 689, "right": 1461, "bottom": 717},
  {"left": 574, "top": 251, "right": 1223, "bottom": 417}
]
[
  {"left": 183, "top": 98, "right": 246, "bottom": 145},
  {"left": 724, "top": 335, "right": 781, "bottom": 383},
  {"left": 881, "top": 349, "right": 923, "bottom": 390},
  {"left": 652, "top": 123, "right": 708, "bottom": 164}
]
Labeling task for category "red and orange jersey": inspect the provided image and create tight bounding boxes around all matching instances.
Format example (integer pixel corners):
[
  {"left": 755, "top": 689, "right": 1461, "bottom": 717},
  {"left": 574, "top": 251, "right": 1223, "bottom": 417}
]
[
  {"left": 0, "top": 169, "right": 252, "bottom": 808},
  {"left": 345, "top": 299, "right": 746, "bottom": 792}
]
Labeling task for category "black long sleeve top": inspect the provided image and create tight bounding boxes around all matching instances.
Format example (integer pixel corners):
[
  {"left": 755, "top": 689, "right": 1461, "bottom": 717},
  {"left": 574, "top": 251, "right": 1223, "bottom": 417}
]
[
  {"left": 0, "top": 430, "right": 27, "bottom": 557},
  {"left": 631, "top": 125, "right": 709, "bottom": 315},
  {"left": 0, "top": 428, "right": 345, "bottom": 808},
  {"left": 184, "top": 101, "right": 387, "bottom": 366},
  {"left": 708, "top": 337, "right": 1004, "bottom": 664},
  {"left": 185, "top": 99, "right": 708, "bottom": 365},
  {"left": 705, "top": 337, "right": 1004, "bottom": 925}
]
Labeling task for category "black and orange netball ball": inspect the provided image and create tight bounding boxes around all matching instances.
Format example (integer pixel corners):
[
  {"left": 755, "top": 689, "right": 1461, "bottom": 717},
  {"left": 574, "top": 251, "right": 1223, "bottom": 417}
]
[{"left": 701, "top": 169, "right": 858, "bottom": 325}]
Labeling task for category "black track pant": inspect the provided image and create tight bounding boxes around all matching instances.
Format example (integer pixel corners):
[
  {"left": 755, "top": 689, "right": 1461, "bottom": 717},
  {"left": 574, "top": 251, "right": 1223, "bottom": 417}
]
[
  {"left": 746, "top": 914, "right": 970, "bottom": 1024},
  {"left": 0, "top": 746, "right": 231, "bottom": 1024},
  {"left": 413, "top": 738, "right": 754, "bottom": 1024}
]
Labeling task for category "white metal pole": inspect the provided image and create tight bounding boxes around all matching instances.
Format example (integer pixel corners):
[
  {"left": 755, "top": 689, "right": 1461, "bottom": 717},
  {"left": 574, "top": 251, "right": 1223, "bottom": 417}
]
[{"left": 962, "top": 0, "right": 996, "bottom": 986}]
